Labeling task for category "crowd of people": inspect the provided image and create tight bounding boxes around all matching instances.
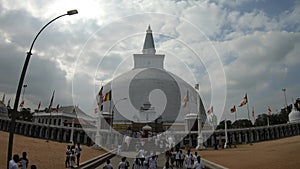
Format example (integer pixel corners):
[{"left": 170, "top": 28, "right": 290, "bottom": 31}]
[
  {"left": 8, "top": 142, "right": 82, "bottom": 169},
  {"left": 9, "top": 152, "right": 36, "bottom": 169},
  {"left": 65, "top": 143, "right": 82, "bottom": 168},
  {"left": 105, "top": 147, "right": 205, "bottom": 169}
]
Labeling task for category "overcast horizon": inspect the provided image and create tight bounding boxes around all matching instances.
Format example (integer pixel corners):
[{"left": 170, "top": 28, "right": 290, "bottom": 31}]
[{"left": 0, "top": 0, "right": 300, "bottom": 123}]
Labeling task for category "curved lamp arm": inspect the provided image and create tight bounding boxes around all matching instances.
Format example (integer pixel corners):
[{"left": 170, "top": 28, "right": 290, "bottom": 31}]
[{"left": 7, "top": 9, "right": 78, "bottom": 168}]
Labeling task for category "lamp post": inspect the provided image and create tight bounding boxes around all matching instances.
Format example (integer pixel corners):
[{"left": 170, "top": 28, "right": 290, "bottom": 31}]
[
  {"left": 7, "top": 9, "right": 78, "bottom": 168},
  {"left": 110, "top": 98, "right": 127, "bottom": 131},
  {"left": 282, "top": 88, "right": 288, "bottom": 108},
  {"left": 21, "top": 84, "right": 27, "bottom": 120}
]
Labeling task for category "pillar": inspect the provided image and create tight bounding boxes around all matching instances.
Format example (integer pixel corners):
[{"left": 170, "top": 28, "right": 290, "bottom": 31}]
[
  {"left": 77, "top": 131, "right": 81, "bottom": 143},
  {"left": 218, "top": 134, "right": 222, "bottom": 148},
  {"left": 249, "top": 131, "right": 254, "bottom": 143},
  {"left": 245, "top": 132, "right": 248, "bottom": 143},
  {"left": 255, "top": 130, "right": 259, "bottom": 141},
  {"left": 84, "top": 133, "right": 88, "bottom": 145},
  {"left": 238, "top": 132, "right": 242, "bottom": 143},
  {"left": 63, "top": 130, "right": 67, "bottom": 142}
]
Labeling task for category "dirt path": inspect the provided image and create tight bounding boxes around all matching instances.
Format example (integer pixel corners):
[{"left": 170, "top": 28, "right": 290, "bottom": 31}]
[
  {"left": 0, "top": 131, "right": 105, "bottom": 169},
  {"left": 195, "top": 135, "right": 300, "bottom": 169},
  {"left": 1, "top": 130, "right": 300, "bottom": 169}
]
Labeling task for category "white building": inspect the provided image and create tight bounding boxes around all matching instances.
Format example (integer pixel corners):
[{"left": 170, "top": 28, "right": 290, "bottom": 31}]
[
  {"left": 97, "top": 26, "right": 207, "bottom": 132},
  {"left": 32, "top": 105, "right": 95, "bottom": 128}
]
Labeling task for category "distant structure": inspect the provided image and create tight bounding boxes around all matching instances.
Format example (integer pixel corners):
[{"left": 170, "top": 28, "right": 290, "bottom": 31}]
[
  {"left": 97, "top": 25, "right": 207, "bottom": 133},
  {"left": 32, "top": 105, "right": 95, "bottom": 128},
  {"left": 289, "top": 104, "right": 300, "bottom": 123},
  {"left": 0, "top": 101, "right": 8, "bottom": 118}
]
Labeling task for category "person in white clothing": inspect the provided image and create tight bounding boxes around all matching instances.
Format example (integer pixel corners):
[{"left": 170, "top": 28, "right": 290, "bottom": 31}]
[
  {"left": 118, "top": 157, "right": 127, "bottom": 169},
  {"left": 193, "top": 156, "right": 204, "bottom": 169},
  {"left": 9, "top": 154, "right": 19, "bottom": 169},
  {"left": 193, "top": 152, "right": 198, "bottom": 165},
  {"left": 175, "top": 149, "right": 181, "bottom": 168},
  {"left": 185, "top": 150, "right": 193, "bottom": 169},
  {"left": 104, "top": 159, "right": 113, "bottom": 169},
  {"left": 149, "top": 155, "right": 157, "bottom": 169},
  {"left": 20, "top": 152, "right": 29, "bottom": 169},
  {"left": 132, "top": 158, "right": 141, "bottom": 169}
]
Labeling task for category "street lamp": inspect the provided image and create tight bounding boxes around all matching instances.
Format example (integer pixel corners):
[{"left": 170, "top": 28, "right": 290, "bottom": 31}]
[
  {"left": 282, "top": 88, "right": 288, "bottom": 108},
  {"left": 111, "top": 98, "right": 127, "bottom": 131},
  {"left": 7, "top": 9, "right": 78, "bottom": 168},
  {"left": 21, "top": 84, "right": 27, "bottom": 119}
]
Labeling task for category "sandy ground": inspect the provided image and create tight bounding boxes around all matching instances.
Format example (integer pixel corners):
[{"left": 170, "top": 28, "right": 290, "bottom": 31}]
[
  {"left": 196, "top": 135, "right": 300, "bottom": 169},
  {"left": 1, "top": 130, "right": 300, "bottom": 169},
  {"left": 0, "top": 131, "right": 105, "bottom": 169}
]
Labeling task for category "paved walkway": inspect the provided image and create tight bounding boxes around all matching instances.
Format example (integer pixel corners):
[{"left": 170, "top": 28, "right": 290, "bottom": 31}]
[{"left": 96, "top": 152, "right": 167, "bottom": 169}]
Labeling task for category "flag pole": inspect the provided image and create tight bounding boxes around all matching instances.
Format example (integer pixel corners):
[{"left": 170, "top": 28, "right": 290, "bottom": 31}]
[
  {"left": 235, "top": 109, "right": 237, "bottom": 122},
  {"left": 46, "top": 90, "right": 55, "bottom": 142},
  {"left": 246, "top": 95, "right": 250, "bottom": 122},
  {"left": 224, "top": 118, "right": 228, "bottom": 148}
]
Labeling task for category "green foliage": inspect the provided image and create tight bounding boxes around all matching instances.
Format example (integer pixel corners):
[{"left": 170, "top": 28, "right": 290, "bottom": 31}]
[
  {"left": 232, "top": 119, "right": 253, "bottom": 128},
  {"left": 216, "top": 120, "right": 232, "bottom": 129}
]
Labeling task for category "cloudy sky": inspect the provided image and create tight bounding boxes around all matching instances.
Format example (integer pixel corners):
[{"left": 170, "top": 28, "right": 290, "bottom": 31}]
[{"left": 0, "top": 0, "right": 299, "bottom": 122}]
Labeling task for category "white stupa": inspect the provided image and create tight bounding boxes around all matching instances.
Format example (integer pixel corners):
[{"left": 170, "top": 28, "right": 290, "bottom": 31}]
[
  {"left": 98, "top": 25, "right": 207, "bottom": 130},
  {"left": 289, "top": 104, "right": 300, "bottom": 123}
]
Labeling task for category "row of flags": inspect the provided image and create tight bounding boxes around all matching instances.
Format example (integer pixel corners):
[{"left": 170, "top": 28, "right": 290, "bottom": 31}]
[
  {"left": 97, "top": 87, "right": 111, "bottom": 106},
  {"left": 230, "top": 93, "right": 248, "bottom": 113},
  {"left": 1, "top": 91, "right": 60, "bottom": 112},
  {"left": 230, "top": 93, "right": 273, "bottom": 117},
  {"left": 95, "top": 87, "right": 112, "bottom": 114}
]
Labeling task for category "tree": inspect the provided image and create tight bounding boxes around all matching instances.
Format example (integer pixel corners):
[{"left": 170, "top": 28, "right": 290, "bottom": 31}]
[
  {"left": 216, "top": 120, "right": 232, "bottom": 130},
  {"left": 232, "top": 119, "right": 253, "bottom": 128},
  {"left": 295, "top": 98, "right": 300, "bottom": 112}
]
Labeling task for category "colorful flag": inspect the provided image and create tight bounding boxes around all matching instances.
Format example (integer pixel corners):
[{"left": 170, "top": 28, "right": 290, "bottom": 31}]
[
  {"left": 20, "top": 100, "right": 24, "bottom": 108},
  {"left": 7, "top": 99, "right": 11, "bottom": 107},
  {"left": 207, "top": 106, "right": 213, "bottom": 114},
  {"left": 48, "top": 90, "right": 55, "bottom": 111},
  {"left": 37, "top": 101, "right": 41, "bottom": 111},
  {"left": 55, "top": 104, "right": 60, "bottom": 112},
  {"left": 182, "top": 90, "right": 189, "bottom": 108},
  {"left": 267, "top": 106, "right": 272, "bottom": 116},
  {"left": 230, "top": 105, "right": 236, "bottom": 113},
  {"left": 195, "top": 84, "right": 199, "bottom": 90},
  {"left": 103, "top": 90, "right": 111, "bottom": 102},
  {"left": 238, "top": 93, "right": 248, "bottom": 107},
  {"left": 2, "top": 93, "right": 5, "bottom": 103},
  {"left": 97, "top": 87, "right": 103, "bottom": 105}
]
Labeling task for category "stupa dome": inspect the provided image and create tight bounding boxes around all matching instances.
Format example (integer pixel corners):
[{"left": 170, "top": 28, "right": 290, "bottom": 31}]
[{"left": 289, "top": 104, "right": 300, "bottom": 123}]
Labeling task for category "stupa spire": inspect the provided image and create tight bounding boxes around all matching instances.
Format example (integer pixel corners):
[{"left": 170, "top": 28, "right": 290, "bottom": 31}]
[{"left": 142, "top": 25, "right": 156, "bottom": 54}]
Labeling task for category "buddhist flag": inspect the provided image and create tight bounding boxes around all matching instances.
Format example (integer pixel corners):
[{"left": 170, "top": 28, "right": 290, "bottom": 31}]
[
  {"left": 55, "top": 104, "right": 60, "bottom": 112},
  {"left": 103, "top": 90, "right": 111, "bottom": 102},
  {"left": 267, "top": 106, "right": 272, "bottom": 116},
  {"left": 195, "top": 84, "right": 199, "bottom": 90},
  {"left": 182, "top": 90, "right": 189, "bottom": 108},
  {"left": 48, "top": 90, "right": 55, "bottom": 110},
  {"left": 7, "top": 99, "right": 11, "bottom": 107},
  {"left": 37, "top": 101, "right": 41, "bottom": 111},
  {"left": 207, "top": 106, "right": 213, "bottom": 114},
  {"left": 230, "top": 105, "right": 236, "bottom": 113},
  {"left": 239, "top": 93, "right": 248, "bottom": 107},
  {"left": 97, "top": 87, "right": 103, "bottom": 105},
  {"left": 2, "top": 93, "right": 5, "bottom": 103},
  {"left": 20, "top": 100, "right": 24, "bottom": 108}
]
